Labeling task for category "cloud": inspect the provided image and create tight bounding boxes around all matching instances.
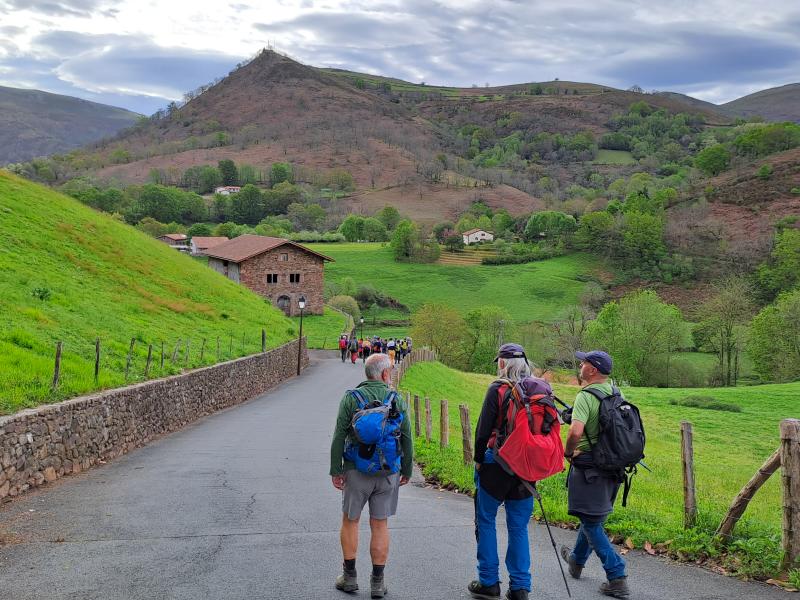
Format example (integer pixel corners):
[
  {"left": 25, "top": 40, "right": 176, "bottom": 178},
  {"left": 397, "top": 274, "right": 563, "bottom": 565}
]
[{"left": 2, "top": 0, "right": 115, "bottom": 17}]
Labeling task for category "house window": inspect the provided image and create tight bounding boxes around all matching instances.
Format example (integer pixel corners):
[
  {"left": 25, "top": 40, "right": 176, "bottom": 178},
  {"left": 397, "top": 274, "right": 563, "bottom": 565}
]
[
  {"left": 289, "top": 273, "right": 300, "bottom": 283},
  {"left": 280, "top": 253, "right": 288, "bottom": 262},
  {"left": 267, "top": 273, "right": 279, "bottom": 284}
]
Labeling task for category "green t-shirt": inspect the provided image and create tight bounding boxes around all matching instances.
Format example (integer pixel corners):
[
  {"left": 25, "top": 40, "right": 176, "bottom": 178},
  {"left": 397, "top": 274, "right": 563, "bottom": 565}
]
[{"left": 572, "top": 381, "right": 614, "bottom": 452}]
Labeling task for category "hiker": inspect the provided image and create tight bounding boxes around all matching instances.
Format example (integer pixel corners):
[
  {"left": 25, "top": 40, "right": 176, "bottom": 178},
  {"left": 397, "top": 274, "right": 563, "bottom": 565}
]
[
  {"left": 398, "top": 338, "right": 408, "bottom": 361},
  {"left": 387, "top": 338, "right": 396, "bottom": 365},
  {"left": 339, "top": 335, "right": 348, "bottom": 363},
  {"left": 349, "top": 336, "right": 359, "bottom": 364},
  {"left": 362, "top": 338, "right": 371, "bottom": 363},
  {"left": 561, "top": 350, "right": 630, "bottom": 599},
  {"left": 330, "top": 353, "right": 413, "bottom": 598},
  {"left": 469, "top": 343, "right": 539, "bottom": 600}
]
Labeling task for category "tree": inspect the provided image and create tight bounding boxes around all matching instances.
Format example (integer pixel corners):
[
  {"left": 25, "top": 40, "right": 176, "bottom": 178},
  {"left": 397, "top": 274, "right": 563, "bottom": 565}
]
[
  {"left": 621, "top": 211, "right": 666, "bottom": 274},
  {"left": 376, "top": 205, "right": 401, "bottom": 230},
  {"left": 269, "top": 162, "right": 292, "bottom": 187},
  {"left": 264, "top": 181, "right": 302, "bottom": 215},
  {"left": 187, "top": 223, "right": 213, "bottom": 237},
  {"left": 198, "top": 165, "right": 222, "bottom": 194},
  {"left": 575, "top": 211, "right": 616, "bottom": 252},
  {"left": 444, "top": 234, "right": 465, "bottom": 252},
  {"left": 587, "top": 290, "right": 686, "bottom": 386},
  {"left": 362, "top": 217, "right": 388, "bottom": 242},
  {"left": 390, "top": 220, "right": 418, "bottom": 261},
  {"left": 287, "top": 203, "right": 325, "bottom": 231},
  {"left": 551, "top": 305, "right": 593, "bottom": 376},
  {"left": 338, "top": 215, "right": 365, "bottom": 242},
  {"left": 329, "top": 295, "right": 361, "bottom": 321},
  {"left": 410, "top": 303, "right": 468, "bottom": 369},
  {"left": 464, "top": 306, "right": 513, "bottom": 374},
  {"left": 758, "top": 228, "right": 800, "bottom": 300},
  {"left": 218, "top": 159, "right": 238, "bottom": 186},
  {"left": 695, "top": 277, "right": 754, "bottom": 386},
  {"left": 524, "top": 211, "right": 577, "bottom": 243},
  {"left": 749, "top": 289, "right": 800, "bottom": 381},
  {"left": 230, "top": 184, "right": 264, "bottom": 225},
  {"left": 433, "top": 221, "right": 455, "bottom": 243},
  {"left": 694, "top": 144, "right": 730, "bottom": 176}
]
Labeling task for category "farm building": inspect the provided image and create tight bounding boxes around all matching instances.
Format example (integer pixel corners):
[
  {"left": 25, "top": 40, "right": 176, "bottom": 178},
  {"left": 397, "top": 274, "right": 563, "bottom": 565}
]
[
  {"left": 462, "top": 228, "right": 494, "bottom": 245},
  {"left": 205, "top": 235, "right": 333, "bottom": 316},
  {"left": 190, "top": 236, "right": 229, "bottom": 256},
  {"left": 157, "top": 233, "right": 190, "bottom": 251},
  {"left": 214, "top": 186, "right": 241, "bottom": 195}
]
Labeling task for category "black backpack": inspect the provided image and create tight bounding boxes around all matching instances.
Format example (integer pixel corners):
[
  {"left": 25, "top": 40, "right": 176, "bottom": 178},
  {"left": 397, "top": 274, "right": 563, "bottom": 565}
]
[{"left": 582, "top": 385, "right": 646, "bottom": 506}]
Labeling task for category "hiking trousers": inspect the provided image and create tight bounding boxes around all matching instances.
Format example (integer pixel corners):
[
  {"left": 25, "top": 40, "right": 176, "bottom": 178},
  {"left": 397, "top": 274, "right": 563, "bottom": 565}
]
[
  {"left": 571, "top": 518, "right": 626, "bottom": 580},
  {"left": 474, "top": 467, "right": 533, "bottom": 591}
]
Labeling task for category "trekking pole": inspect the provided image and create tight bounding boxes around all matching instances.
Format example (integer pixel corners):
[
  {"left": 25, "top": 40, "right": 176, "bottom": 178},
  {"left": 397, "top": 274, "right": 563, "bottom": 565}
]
[{"left": 521, "top": 480, "right": 571, "bottom": 598}]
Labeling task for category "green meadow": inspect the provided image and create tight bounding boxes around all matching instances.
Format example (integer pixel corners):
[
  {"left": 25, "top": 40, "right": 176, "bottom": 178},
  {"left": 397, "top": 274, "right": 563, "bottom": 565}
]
[
  {"left": 399, "top": 360, "right": 794, "bottom": 578},
  {"left": 0, "top": 171, "right": 297, "bottom": 414}
]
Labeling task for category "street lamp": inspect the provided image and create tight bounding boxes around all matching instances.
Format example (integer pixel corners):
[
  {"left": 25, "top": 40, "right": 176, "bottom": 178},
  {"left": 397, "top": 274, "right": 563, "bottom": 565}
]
[
  {"left": 296, "top": 295, "right": 306, "bottom": 376},
  {"left": 359, "top": 317, "right": 364, "bottom": 340},
  {"left": 359, "top": 317, "right": 365, "bottom": 363}
]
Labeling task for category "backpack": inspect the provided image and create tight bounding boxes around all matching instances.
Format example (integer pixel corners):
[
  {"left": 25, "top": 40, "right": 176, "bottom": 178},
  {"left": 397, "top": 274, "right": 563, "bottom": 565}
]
[
  {"left": 343, "top": 389, "right": 404, "bottom": 475},
  {"left": 491, "top": 377, "right": 564, "bottom": 483},
  {"left": 348, "top": 338, "right": 358, "bottom": 352},
  {"left": 339, "top": 338, "right": 347, "bottom": 350},
  {"left": 581, "top": 385, "right": 646, "bottom": 506}
]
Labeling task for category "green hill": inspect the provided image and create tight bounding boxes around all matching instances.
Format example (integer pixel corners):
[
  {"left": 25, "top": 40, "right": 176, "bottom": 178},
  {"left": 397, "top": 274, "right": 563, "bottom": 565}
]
[{"left": 0, "top": 171, "right": 297, "bottom": 414}]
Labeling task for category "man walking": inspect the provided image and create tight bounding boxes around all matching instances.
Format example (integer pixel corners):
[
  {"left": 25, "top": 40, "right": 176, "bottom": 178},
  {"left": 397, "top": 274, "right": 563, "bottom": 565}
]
[
  {"left": 330, "top": 353, "right": 413, "bottom": 598},
  {"left": 561, "top": 350, "right": 630, "bottom": 599},
  {"left": 469, "top": 343, "right": 535, "bottom": 600}
]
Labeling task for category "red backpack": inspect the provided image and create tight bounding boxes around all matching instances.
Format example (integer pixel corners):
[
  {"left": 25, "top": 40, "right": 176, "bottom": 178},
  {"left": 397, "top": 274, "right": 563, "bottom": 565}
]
[
  {"left": 339, "top": 338, "right": 347, "bottom": 350},
  {"left": 491, "top": 377, "right": 564, "bottom": 483}
]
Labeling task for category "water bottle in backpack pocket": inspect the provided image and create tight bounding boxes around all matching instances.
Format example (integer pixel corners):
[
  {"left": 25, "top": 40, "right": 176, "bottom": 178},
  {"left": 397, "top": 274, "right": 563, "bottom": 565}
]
[{"left": 344, "top": 389, "right": 404, "bottom": 475}]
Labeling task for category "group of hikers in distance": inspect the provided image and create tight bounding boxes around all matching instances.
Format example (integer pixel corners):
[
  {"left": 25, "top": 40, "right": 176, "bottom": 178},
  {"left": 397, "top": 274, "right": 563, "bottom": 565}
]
[
  {"left": 330, "top": 342, "right": 645, "bottom": 600},
  {"left": 339, "top": 334, "right": 412, "bottom": 366}
]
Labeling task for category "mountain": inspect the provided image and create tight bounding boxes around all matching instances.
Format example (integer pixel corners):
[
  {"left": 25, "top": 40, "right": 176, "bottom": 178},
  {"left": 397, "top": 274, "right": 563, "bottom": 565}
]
[
  {"left": 720, "top": 83, "right": 800, "bottom": 123},
  {"left": 0, "top": 170, "right": 296, "bottom": 411},
  {"left": 0, "top": 86, "right": 141, "bottom": 164}
]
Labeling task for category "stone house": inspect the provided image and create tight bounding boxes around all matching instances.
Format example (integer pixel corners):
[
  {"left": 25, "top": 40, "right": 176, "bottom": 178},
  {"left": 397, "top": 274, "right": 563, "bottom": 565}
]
[
  {"left": 190, "top": 236, "right": 229, "bottom": 256},
  {"left": 157, "top": 233, "right": 190, "bottom": 251},
  {"left": 462, "top": 228, "right": 494, "bottom": 245},
  {"left": 205, "top": 235, "right": 333, "bottom": 316}
]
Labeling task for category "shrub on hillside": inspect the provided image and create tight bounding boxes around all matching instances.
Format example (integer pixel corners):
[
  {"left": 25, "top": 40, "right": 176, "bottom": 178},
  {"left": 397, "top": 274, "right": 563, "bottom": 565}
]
[
  {"left": 328, "top": 295, "right": 360, "bottom": 321},
  {"left": 669, "top": 395, "right": 741, "bottom": 412},
  {"left": 756, "top": 164, "right": 773, "bottom": 180}
]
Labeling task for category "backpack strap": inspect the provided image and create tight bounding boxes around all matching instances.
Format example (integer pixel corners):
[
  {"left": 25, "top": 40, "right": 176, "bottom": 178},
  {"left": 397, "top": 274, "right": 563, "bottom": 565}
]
[
  {"left": 383, "top": 390, "right": 400, "bottom": 408},
  {"left": 349, "top": 389, "right": 370, "bottom": 409}
]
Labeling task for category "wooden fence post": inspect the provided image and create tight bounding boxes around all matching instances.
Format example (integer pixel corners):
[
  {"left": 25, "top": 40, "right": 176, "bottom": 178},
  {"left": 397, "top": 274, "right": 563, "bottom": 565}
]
[
  {"left": 125, "top": 338, "right": 135, "bottom": 381},
  {"left": 229, "top": 335, "right": 233, "bottom": 357},
  {"left": 144, "top": 344, "right": 153, "bottom": 377},
  {"left": 199, "top": 338, "right": 206, "bottom": 362},
  {"left": 781, "top": 419, "right": 800, "bottom": 571},
  {"left": 52, "top": 341, "right": 62, "bottom": 390},
  {"left": 413, "top": 395, "right": 421, "bottom": 437},
  {"left": 717, "top": 448, "right": 781, "bottom": 540},
  {"left": 216, "top": 337, "right": 221, "bottom": 362},
  {"left": 262, "top": 328, "right": 266, "bottom": 352},
  {"left": 440, "top": 399, "right": 449, "bottom": 448},
  {"left": 424, "top": 397, "right": 432, "bottom": 442},
  {"left": 241, "top": 332, "right": 245, "bottom": 353},
  {"left": 459, "top": 404, "right": 473, "bottom": 465},
  {"left": 681, "top": 421, "right": 697, "bottom": 529},
  {"left": 160, "top": 340, "right": 165, "bottom": 370},
  {"left": 184, "top": 339, "right": 191, "bottom": 367},
  {"left": 171, "top": 338, "right": 181, "bottom": 363},
  {"left": 94, "top": 338, "right": 100, "bottom": 383}
]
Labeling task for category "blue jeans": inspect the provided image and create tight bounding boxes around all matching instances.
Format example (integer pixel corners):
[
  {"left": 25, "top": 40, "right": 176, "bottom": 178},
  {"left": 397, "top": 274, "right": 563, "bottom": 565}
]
[
  {"left": 571, "top": 519, "right": 627, "bottom": 580},
  {"left": 475, "top": 454, "right": 533, "bottom": 591}
]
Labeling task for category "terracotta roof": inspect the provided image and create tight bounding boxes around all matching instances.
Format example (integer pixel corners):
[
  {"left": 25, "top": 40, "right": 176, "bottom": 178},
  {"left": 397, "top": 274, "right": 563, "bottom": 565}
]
[
  {"left": 204, "top": 234, "right": 334, "bottom": 263},
  {"left": 161, "top": 233, "right": 188, "bottom": 241},
  {"left": 462, "top": 228, "right": 492, "bottom": 236},
  {"left": 191, "top": 236, "right": 229, "bottom": 249}
]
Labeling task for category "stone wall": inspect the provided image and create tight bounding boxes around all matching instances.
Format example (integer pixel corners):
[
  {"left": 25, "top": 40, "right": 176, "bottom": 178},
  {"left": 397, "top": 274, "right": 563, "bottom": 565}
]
[{"left": 0, "top": 338, "right": 309, "bottom": 502}]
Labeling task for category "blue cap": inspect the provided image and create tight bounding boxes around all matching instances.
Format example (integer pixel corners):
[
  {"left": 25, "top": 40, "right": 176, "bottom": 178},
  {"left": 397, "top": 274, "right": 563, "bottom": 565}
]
[
  {"left": 495, "top": 343, "right": 528, "bottom": 362},
  {"left": 575, "top": 350, "right": 612, "bottom": 375}
]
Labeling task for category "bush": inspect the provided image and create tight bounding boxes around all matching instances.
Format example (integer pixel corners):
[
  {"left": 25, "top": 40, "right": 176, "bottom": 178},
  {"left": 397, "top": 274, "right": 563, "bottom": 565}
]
[
  {"left": 31, "top": 286, "right": 51, "bottom": 301},
  {"left": 756, "top": 164, "right": 773, "bottom": 180},
  {"left": 669, "top": 395, "right": 741, "bottom": 412},
  {"left": 328, "top": 295, "right": 361, "bottom": 321},
  {"left": 791, "top": 187, "right": 800, "bottom": 196},
  {"left": 482, "top": 244, "right": 564, "bottom": 265}
]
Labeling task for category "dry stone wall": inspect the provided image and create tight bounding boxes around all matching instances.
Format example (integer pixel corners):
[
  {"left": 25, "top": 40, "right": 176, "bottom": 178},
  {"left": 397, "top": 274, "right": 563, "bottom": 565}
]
[{"left": 0, "top": 338, "right": 308, "bottom": 502}]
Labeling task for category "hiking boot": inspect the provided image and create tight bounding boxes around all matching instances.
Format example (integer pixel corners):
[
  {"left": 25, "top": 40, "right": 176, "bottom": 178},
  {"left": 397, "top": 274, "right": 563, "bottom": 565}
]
[
  {"left": 370, "top": 574, "right": 388, "bottom": 598},
  {"left": 468, "top": 580, "right": 501, "bottom": 600},
  {"left": 560, "top": 545, "right": 583, "bottom": 579},
  {"left": 600, "top": 577, "right": 630, "bottom": 599},
  {"left": 505, "top": 589, "right": 528, "bottom": 600},
  {"left": 335, "top": 569, "right": 358, "bottom": 593}
]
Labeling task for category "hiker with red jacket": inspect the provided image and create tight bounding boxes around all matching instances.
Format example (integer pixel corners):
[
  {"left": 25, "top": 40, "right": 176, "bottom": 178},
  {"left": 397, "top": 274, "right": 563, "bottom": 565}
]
[
  {"left": 469, "top": 343, "right": 549, "bottom": 600},
  {"left": 560, "top": 350, "right": 630, "bottom": 599},
  {"left": 348, "top": 336, "right": 359, "bottom": 364},
  {"left": 339, "top": 335, "right": 348, "bottom": 363}
]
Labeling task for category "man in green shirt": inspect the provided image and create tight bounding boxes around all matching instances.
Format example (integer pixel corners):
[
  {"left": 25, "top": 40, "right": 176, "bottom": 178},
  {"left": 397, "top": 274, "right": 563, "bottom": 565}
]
[
  {"left": 561, "top": 350, "right": 630, "bottom": 599},
  {"left": 330, "top": 352, "right": 413, "bottom": 598}
]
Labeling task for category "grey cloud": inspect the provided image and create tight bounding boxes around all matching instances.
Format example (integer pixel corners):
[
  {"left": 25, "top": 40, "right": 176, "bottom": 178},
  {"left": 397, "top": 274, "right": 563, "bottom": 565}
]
[{"left": 3, "top": 0, "right": 113, "bottom": 17}]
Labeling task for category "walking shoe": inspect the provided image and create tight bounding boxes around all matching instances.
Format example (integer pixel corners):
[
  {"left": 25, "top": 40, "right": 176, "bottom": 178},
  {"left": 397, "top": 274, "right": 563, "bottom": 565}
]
[
  {"left": 600, "top": 577, "right": 630, "bottom": 598},
  {"left": 370, "top": 574, "right": 388, "bottom": 598},
  {"left": 560, "top": 545, "right": 583, "bottom": 579},
  {"left": 468, "top": 580, "right": 501, "bottom": 600},
  {"left": 335, "top": 569, "right": 358, "bottom": 593},
  {"left": 505, "top": 589, "right": 528, "bottom": 600}
]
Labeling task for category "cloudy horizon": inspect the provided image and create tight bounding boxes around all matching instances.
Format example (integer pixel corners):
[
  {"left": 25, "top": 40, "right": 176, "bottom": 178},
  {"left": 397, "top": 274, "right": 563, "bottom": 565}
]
[{"left": 0, "top": 0, "right": 798, "bottom": 115}]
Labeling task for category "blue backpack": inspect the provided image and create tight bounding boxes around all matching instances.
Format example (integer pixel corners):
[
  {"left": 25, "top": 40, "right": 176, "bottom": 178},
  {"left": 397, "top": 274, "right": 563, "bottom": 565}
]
[{"left": 344, "top": 389, "right": 404, "bottom": 475}]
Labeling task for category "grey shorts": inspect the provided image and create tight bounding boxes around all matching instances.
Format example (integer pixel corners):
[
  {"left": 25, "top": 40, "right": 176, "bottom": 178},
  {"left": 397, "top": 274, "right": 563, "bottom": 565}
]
[{"left": 342, "top": 470, "right": 400, "bottom": 520}]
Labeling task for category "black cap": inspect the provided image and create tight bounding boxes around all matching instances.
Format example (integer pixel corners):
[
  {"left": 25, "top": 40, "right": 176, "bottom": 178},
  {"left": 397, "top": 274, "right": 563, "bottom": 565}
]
[
  {"left": 494, "top": 343, "right": 528, "bottom": 362},
  {"left": 575, "top": 350, "right": 613, "bottom": 375}
]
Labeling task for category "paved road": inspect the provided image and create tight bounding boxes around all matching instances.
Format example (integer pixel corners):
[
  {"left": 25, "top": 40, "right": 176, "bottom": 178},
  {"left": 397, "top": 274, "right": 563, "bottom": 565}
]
[{"left": 0, "top": 351, "right": 783, "bottom": 599}]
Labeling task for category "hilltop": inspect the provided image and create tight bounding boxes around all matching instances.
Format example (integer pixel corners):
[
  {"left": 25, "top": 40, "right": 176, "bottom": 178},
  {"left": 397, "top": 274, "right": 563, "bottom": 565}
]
[
  {"left": 720, "top": 83, "right": 800, "bottom": 123},
  {"left": 0, "top": 171, "right": 297, "bottom": 413},
  {"left": 0, "top": 86, "right": 141, "bottom": 164}
]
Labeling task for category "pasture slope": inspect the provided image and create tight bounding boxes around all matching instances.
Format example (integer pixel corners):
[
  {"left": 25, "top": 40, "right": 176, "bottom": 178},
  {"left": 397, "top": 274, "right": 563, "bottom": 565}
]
[
  {"left": 399, "top": 360, "right": 795, "bottom": 580},
  {"left": 0, "top": 171, "right": 297, "bottom": 414}
]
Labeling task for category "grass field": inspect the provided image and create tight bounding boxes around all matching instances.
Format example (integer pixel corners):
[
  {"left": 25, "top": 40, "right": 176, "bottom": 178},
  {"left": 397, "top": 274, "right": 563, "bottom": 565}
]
[
  {"left": 0, "top": 171, "right": 297, "bottom": 413},
  {"left": 593, "top": 149, "right": 637, "bottom": 165},
  {"left": 307, "top": 243, "right": 599, "bottom": 341},
  {"left": 399, "top": 361, "right": 794, "bottom": 578}
]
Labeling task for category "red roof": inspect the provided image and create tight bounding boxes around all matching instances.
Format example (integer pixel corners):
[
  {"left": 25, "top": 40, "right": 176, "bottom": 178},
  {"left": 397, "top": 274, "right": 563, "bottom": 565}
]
[
  {"left": 462, "top": 228, "right": 492, "bottom": 236},
  {"left": 161, "top": 233, "right": 188, "bottom": 241},
  {"left": 204, "top": 234, "right": 334, "bottom": 263},
  {"left": 191, "top": 236, "right": 229, "bottom": 249}
]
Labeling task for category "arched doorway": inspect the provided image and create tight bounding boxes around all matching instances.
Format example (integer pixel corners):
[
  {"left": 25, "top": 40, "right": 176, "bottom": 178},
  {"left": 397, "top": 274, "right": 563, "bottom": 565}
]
[{"left": 276, "top": 295, "right": 291, "bottom": 316}]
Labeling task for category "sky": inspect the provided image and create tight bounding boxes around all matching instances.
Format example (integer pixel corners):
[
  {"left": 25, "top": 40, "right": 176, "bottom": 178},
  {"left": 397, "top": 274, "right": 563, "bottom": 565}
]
[{"left": 0, "top": 0, "right": 798, "bottom": 115}]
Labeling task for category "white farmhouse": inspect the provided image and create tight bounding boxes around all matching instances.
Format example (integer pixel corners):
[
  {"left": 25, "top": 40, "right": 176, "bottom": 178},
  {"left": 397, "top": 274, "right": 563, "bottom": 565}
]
[
  {"left": 214, "top": 186, "right": 241, "bottom": 195},
  {"left": 462, "top": 228, "right": 494, "bottom": 245}
]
